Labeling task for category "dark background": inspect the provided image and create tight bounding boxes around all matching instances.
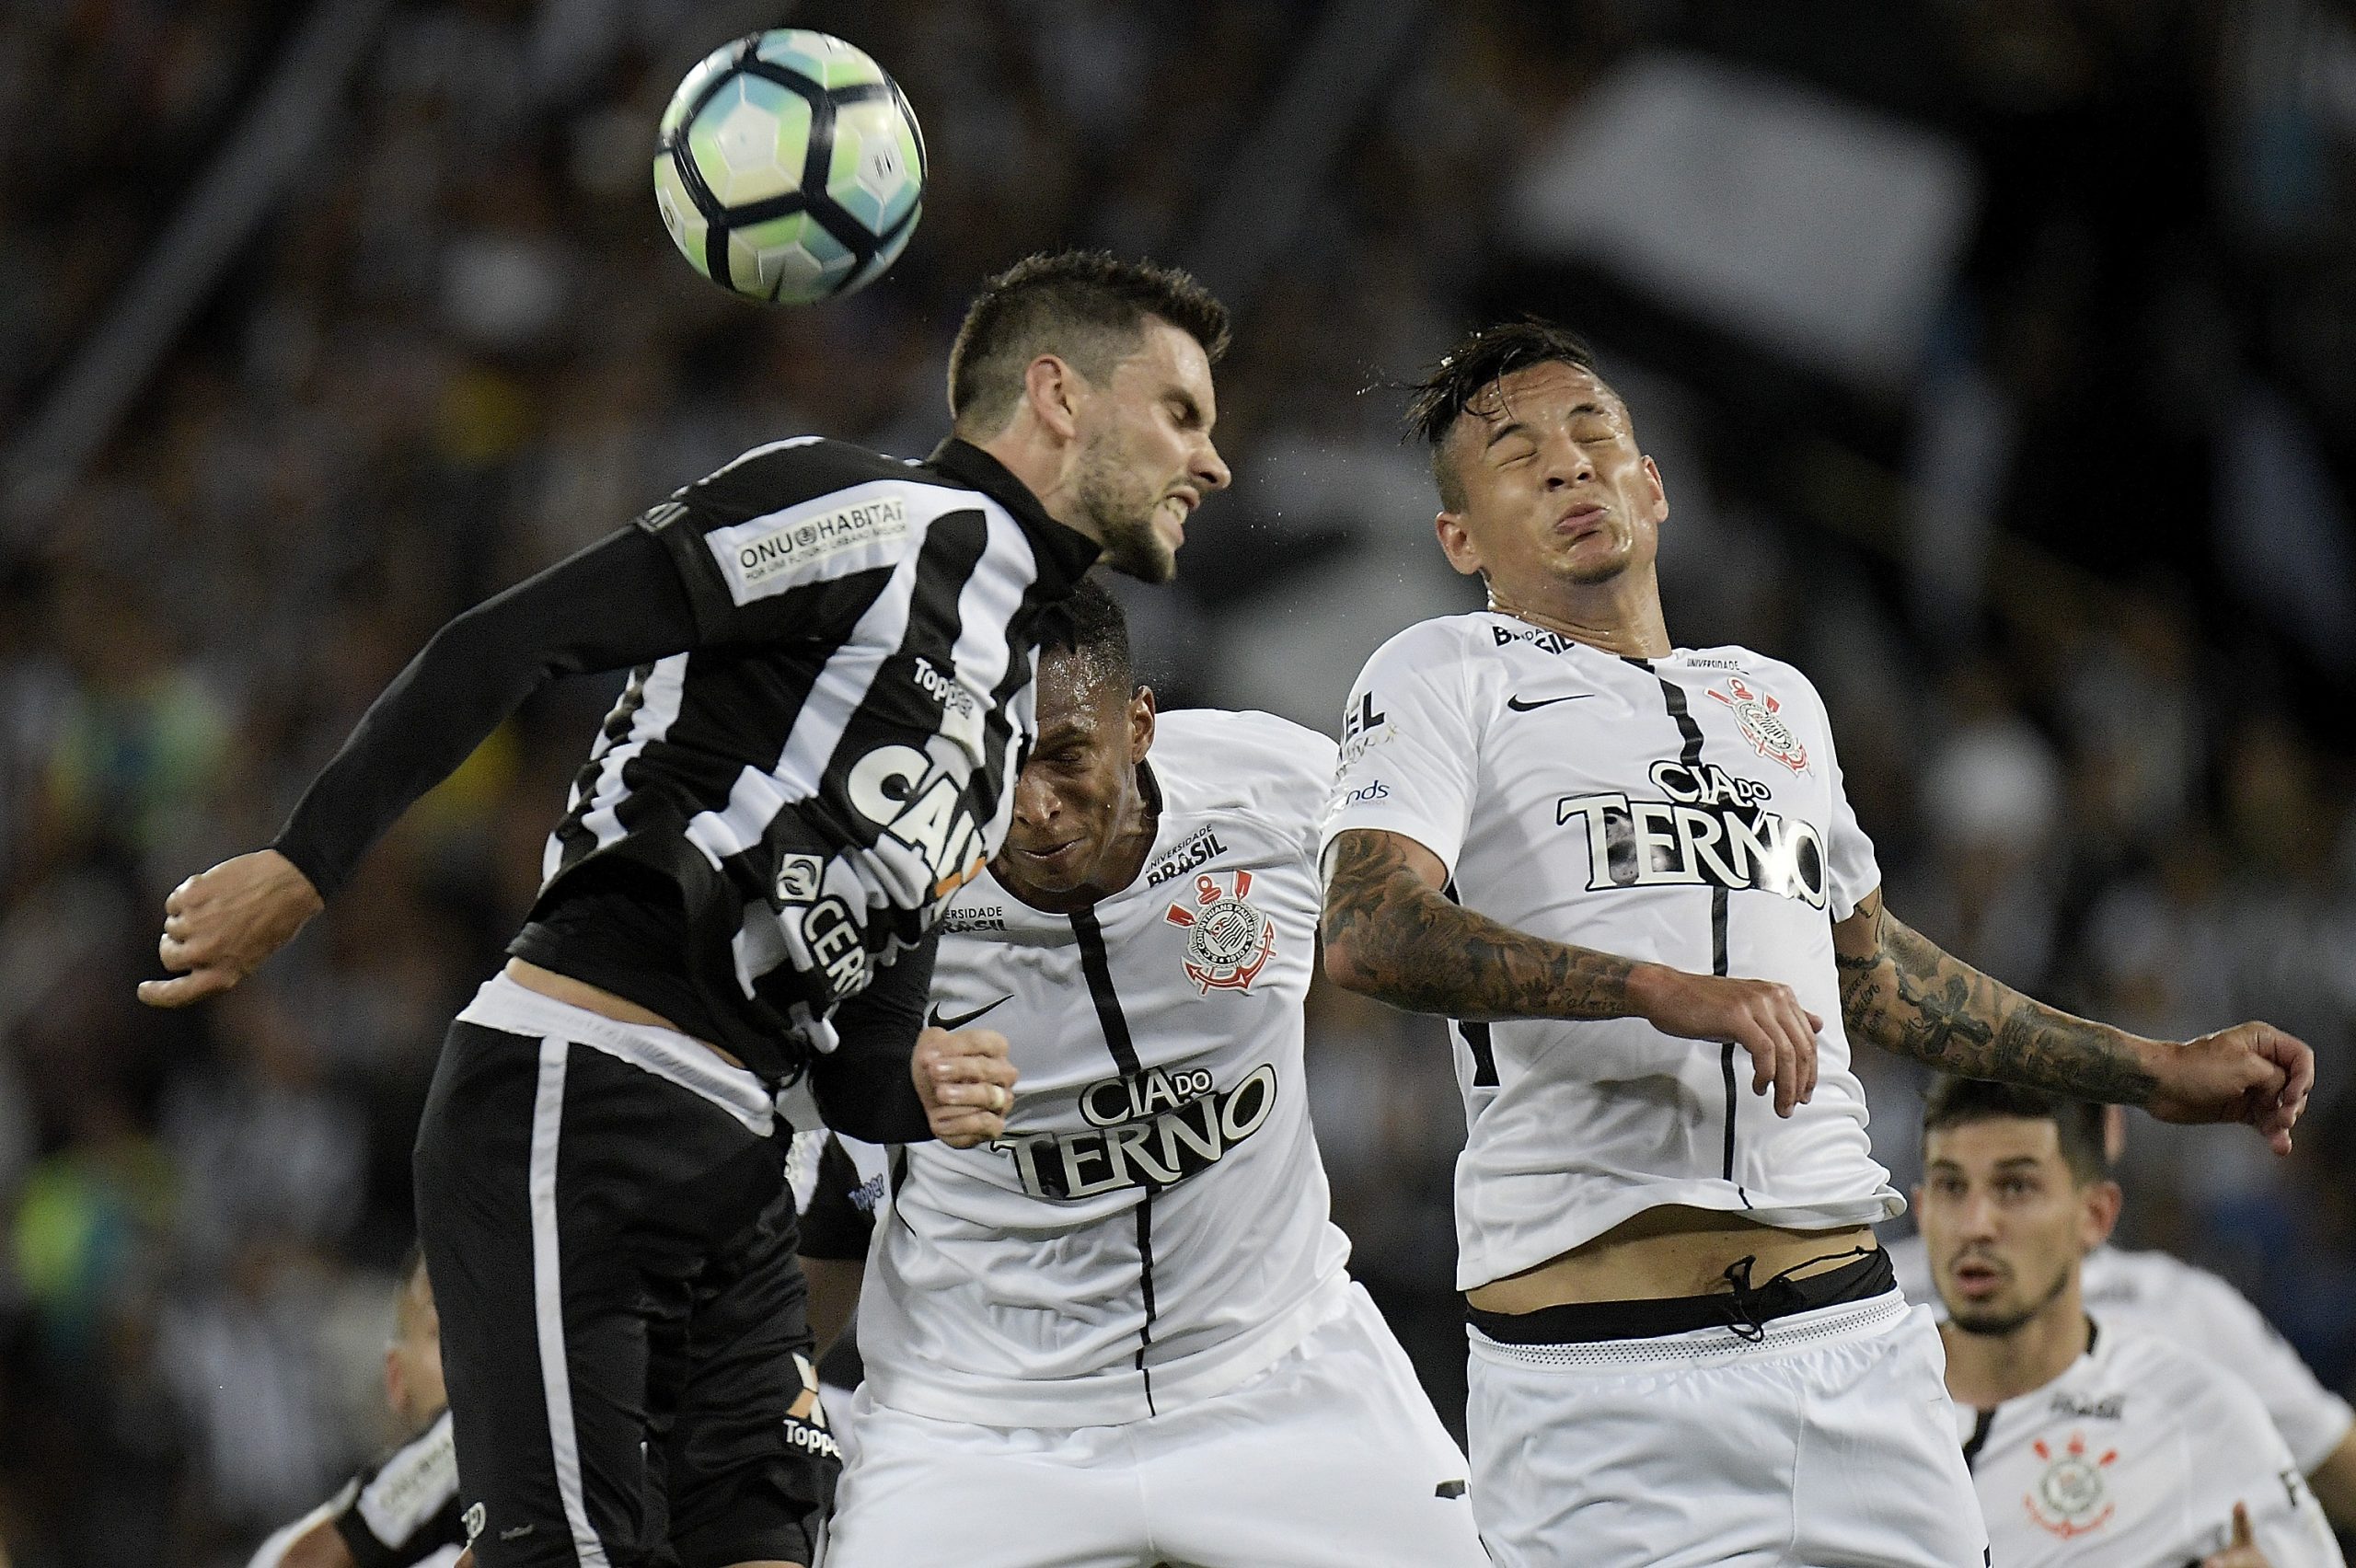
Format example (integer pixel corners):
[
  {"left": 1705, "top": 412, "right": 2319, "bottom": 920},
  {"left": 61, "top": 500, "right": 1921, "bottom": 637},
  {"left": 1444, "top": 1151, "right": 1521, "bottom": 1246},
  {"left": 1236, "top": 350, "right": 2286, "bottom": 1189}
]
[{"left": 2, "top": 2, "right": 2352, "bottom": 1562}]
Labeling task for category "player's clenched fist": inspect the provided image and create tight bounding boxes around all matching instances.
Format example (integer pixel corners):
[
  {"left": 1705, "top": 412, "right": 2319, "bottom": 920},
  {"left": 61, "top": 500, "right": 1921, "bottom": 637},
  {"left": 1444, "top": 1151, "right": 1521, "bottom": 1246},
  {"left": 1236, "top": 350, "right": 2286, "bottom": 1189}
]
[
  {"left": 912, "top": 1026, "right": 1018, "bottom": 1148},
  {"left": 1627, "top": 965, "right": 1822, "bottom": 1118},
  {"left": 137, "top": 848, "right": 324, "bottom": 1009},
  {"left": 2145, "top": 1020, "right": 2314, "bottom": 1157}
]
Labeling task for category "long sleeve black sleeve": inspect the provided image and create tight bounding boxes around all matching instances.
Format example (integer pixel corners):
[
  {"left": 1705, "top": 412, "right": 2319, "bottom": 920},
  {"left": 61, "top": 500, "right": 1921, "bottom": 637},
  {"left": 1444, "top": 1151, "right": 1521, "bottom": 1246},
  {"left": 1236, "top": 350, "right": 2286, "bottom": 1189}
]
[
  {"left": 272, "top": 526, "right": 699, "bottom": 899},
  {"left": 810, "top": 932, "right": 938, "bottom": 1144}
]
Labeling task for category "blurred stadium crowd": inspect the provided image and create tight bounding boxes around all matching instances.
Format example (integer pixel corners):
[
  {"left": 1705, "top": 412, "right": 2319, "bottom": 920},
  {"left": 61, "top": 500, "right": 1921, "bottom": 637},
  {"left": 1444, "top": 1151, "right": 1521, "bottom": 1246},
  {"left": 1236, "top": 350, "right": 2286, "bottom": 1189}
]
[{"left": 2, "top": 1, "right": 2353, "bottom": 1562}]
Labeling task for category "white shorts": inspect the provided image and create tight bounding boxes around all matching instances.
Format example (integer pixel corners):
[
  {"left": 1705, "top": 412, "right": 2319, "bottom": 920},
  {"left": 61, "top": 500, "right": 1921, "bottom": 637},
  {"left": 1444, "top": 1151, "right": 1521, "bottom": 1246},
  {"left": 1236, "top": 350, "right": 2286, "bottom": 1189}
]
[
  {"left": 823, "top": 1282, "right": 1488, "bottom": 1568},
  {"left": 1468, "top": 1290, "right": 1988, "bottom": 1568}
]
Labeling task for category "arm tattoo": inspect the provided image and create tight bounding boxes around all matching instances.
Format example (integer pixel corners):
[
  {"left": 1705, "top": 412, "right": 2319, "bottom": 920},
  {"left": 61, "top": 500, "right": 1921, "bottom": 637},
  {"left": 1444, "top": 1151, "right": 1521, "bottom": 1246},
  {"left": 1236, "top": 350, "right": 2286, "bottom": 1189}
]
[
  {"left": 1835, "top": 896, "right": 2157, "bottom": 1104},
  {"left": 1321, "top": 831, "right": 1637, "bottom": 1021}
]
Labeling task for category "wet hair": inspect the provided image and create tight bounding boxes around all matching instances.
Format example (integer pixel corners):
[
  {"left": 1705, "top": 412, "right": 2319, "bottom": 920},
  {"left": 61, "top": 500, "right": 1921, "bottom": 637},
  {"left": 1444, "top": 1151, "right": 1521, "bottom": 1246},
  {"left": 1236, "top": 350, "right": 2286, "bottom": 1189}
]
[
  {"left": 1403, "top": 319, "right": 1608, "bottom": 511},
  {"left": 949, "top": 250, "right": 1230, "bottom": 435},
  {"left": 1921, "top": 1078, "right": 2108, "bottom": 1184},
  {"left": 1034, "top": 576, "right": 1133, "bottom": 694}
]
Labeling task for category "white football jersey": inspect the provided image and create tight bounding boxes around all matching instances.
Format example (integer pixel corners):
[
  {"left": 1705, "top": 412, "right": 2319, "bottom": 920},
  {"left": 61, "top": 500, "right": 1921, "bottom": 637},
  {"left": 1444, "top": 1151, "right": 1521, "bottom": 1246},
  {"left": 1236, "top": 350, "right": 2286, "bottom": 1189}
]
[
  {"left": 856, "top": 709, "right": 1354, "bottom": 1427},
  {"left": 1322, "top": 614, "right": 1901, "bottom": 1291},
  {"left": 1892, "top": 1234, "right": 2356, "bottom": 1473},
  {"left": 1960, "top": 1323, "right": 2344, "bottom": 1568}
]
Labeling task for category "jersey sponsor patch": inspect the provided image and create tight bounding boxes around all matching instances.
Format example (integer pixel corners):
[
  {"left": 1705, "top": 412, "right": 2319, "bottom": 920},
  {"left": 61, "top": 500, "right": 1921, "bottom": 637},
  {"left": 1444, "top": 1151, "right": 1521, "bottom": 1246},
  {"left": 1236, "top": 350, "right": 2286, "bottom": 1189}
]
[
  {"left": 1163, "top": 870, "right": 1276, "bottom": 993},
  {"left": 2024, "top": 1432, "right": 2118, "bottom": 1539},
  {"left": 703, "top": 481, "right": 914, "bottom": 602},
  {"left": 1145, "top": 826, "right": 1228, "bottom": 887},
  {"left": 1555, "top": 758, "right": 1828, "bottom": 908},
  {"left": 1707, "top": 675, "right": 1809, "bottom": 773},
  {"left": 991, "top": 1062, "right": 1280, "bottom": 1198}
]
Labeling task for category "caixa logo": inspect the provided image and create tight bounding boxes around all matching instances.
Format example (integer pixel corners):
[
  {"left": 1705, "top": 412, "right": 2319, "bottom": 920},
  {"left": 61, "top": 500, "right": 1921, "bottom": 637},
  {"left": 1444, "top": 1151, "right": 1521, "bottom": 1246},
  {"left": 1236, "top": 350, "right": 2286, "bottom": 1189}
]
[{"left": 846, "top": 744, "right": 990, "bottom": 903}]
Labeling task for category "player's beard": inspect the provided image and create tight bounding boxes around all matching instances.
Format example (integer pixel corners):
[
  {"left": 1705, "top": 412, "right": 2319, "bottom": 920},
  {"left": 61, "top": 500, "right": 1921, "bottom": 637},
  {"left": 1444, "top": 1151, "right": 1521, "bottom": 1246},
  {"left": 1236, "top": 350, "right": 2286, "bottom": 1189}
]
[
  {"left": 1073, "top": 435, "right": 1177, "bottom": 584},
  {"left": 1944, "top": 1256, "right": 2074, "bottom": 1339}
]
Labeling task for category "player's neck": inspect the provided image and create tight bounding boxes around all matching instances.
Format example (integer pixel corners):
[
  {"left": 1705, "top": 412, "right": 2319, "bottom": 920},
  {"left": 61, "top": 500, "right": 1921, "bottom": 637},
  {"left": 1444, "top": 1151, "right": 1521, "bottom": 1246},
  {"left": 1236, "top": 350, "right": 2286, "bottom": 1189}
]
[
  {"left": 971, "top": 423, "right": 1103, "bottom": 548},
  {"left": 1939, "top": 1289, "right": 2092, "bottom": 1411},
  {"left": 1486, "top": 574, "right": 1672, "bottom": 660}
]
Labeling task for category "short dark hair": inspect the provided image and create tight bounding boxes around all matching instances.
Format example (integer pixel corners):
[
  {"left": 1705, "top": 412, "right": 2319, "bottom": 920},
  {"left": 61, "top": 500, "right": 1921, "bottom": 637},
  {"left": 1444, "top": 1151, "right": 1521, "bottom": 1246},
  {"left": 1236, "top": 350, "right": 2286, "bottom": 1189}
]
[
  {"left": 1921, "top": 1078, "right": 2108, "bottom": 1184},
  {"left": 949, "top": 250, "right": 1230, "bottom": 435},
  {"left": 1403, "top": 319, "right": 1606, "bottom": 511},
  {"left": 1034, "top": 575, "right": 1133, "bottom": 691}
]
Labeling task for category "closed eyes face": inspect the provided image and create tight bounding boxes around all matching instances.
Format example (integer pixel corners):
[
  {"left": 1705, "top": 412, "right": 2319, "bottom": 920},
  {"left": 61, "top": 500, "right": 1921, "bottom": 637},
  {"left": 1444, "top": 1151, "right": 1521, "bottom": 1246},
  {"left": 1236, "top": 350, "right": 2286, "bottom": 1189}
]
[{"left": 1438, "top": 362, "right": 1668, "bottom": 593}]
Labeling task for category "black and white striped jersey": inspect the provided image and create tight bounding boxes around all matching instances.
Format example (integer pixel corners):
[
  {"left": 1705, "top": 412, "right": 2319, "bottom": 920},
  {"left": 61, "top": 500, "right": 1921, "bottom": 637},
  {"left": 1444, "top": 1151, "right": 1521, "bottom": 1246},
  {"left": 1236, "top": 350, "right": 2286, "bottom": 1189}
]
[
  {"left": 529, "top": 436, "right": 1101, "bottom": 1070},
  {"left": 245, "top": 1409, "right": 463, "bottom": 1568},
  {"left": 272, "top": 435, "right": 1099, "bottom": 1090},
  {"left": 1321, "top": 614, "right": 1901, "bottom": 1292}
]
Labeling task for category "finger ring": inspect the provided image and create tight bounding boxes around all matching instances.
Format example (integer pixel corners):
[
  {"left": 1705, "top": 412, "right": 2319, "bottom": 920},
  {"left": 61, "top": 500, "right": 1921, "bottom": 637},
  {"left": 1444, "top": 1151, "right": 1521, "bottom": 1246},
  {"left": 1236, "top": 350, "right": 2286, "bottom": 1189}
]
[{"left": 991, "top": 1085, "right": 1008, "bottom": 1113}]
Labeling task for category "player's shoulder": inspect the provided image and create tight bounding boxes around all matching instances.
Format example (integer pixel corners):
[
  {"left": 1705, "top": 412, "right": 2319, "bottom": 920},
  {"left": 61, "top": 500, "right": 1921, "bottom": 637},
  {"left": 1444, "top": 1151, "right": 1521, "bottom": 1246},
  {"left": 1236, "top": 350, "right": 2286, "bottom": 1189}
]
[
  {"left": 1358, "top": 612, "right": 1501, "bottom": 675},
  {"left": 664, "top": 436, "right": 962, "bottom": 520},
  {"left": 1684, "top": 645, "right": 1829, "bottom": 704},
  {"left": 2092, "top": 1324, "right": 2281, "bottom": 1433},
  {"left": 1151, "top": 708, "right": 1337, "bottom": 823}
]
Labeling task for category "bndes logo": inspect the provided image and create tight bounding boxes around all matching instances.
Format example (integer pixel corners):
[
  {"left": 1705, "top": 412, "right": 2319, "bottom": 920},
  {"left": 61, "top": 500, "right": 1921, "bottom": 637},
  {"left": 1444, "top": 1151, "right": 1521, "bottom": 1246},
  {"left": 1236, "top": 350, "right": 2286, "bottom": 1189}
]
[
  {"left": 1555, "top": 758, "right": 1827, "bottom": 908},
  {"left": 993, "top": 1065, "right": 1279, "bottom": 1199}
]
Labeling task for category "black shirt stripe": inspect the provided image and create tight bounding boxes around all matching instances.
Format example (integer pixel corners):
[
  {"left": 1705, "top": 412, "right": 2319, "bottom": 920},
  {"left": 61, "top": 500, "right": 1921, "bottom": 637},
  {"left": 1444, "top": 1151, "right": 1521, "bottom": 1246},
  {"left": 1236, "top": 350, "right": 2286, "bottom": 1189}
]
[
  {"left": 1628, "top": 657, "right": 1748, "bottom": 1203},
  {"left": 1069, "top": 905, "right": 1159, "bottom": 1415}
]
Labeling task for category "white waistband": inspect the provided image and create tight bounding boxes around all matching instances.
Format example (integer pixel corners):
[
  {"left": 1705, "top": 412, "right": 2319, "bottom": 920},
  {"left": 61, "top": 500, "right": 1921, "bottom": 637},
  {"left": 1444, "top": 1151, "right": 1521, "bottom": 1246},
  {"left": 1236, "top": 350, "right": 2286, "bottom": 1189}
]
[
  {"left": 457, "top": 972, "right": 775, "bottom": 1136},
  {"left": 1468, "top": 1289, "right": 1910, "bottom": 1372}
]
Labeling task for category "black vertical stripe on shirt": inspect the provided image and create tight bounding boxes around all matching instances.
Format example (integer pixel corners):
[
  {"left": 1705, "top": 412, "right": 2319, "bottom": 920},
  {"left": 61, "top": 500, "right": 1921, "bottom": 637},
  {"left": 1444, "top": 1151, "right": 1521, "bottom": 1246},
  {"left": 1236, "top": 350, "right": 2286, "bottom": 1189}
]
[
  {"left": 1960, "top": 1407, "right": 1995, "bottom": 1472},
  {"left": 1441, "top": 879, "right": 1500, "bottom": 1088},
  {"left": 1069, "top": 905, "right": 1158, "bottom": 1414},
  {"left": 1628, "top": 658, "right": 1747, "bottom": 1202}
]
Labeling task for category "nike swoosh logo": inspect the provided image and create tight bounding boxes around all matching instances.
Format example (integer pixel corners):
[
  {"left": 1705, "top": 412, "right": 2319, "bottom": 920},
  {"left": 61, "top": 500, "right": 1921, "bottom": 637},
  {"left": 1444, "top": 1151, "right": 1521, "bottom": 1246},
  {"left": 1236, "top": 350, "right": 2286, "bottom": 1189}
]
[
  {"left": 1505, "top": 693, "right": 1593, "bottom": 711},
  {"left": 928, "top": 996, "right": 1012, "bottom": 1032}
]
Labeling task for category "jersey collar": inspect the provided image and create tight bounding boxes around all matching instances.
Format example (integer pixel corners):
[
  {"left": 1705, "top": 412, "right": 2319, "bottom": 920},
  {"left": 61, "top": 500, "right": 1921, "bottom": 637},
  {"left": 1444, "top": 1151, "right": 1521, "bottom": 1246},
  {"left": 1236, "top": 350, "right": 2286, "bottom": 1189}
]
[{"left": 927, "top": 438, "right": 1104, "bottom": 584}]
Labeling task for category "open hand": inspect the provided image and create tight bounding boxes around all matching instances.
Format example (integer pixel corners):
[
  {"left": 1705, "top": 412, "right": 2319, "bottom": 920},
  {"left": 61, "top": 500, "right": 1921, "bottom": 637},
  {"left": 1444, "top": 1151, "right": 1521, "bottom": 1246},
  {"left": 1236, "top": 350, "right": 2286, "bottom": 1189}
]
[
  {"left": 137, "top": 849, "right": 323, "bottom": 1008},
  {"left": 2200, "top": 1501, "right": 2270, "bottom": 1568},
  {"left": 2146, "top": 1021, "right": 2313, "bottom": 1156},
  {"left": 911, "top": 1026, "right": 1018, "bottom": 1147},
  {"left": 1629, "top": 965, "right": 1820, "bottom": 1117}
]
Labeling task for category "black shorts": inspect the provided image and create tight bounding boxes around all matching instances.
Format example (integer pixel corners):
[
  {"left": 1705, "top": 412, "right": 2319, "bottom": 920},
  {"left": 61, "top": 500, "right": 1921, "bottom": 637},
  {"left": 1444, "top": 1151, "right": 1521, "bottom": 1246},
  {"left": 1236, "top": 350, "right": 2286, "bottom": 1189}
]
[{"left": 414, "top": 990, "right": 837, "bottom": 1568}]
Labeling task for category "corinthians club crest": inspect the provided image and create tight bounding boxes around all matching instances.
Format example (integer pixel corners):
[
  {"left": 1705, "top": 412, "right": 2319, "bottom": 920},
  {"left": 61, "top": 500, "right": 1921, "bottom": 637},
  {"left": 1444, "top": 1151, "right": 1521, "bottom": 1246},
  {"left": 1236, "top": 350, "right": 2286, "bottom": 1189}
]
[
  {"left": 1708, "top": 676, "right": 1809, "bottom": 774},
  {"left": 2024, "top": 1432, "right": 2118, "bottom": 1539},
  {"left": 1164, "top": 869, "right": 1276, "bottom": 995}
]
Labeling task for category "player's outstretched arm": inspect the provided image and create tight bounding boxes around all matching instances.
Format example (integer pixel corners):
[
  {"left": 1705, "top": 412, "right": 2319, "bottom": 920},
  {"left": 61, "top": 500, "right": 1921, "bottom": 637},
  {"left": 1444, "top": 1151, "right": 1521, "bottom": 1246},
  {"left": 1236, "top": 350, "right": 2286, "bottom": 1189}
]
[
  {"left": 139, "top": 526, "right": 699, "bottom": 1009},
  {"left": 1321, "top": 828, "right": 1824, "bottom": 1115},
  {"left": 1833, "top": 889, "right": 2313, "bottom": 1153}
]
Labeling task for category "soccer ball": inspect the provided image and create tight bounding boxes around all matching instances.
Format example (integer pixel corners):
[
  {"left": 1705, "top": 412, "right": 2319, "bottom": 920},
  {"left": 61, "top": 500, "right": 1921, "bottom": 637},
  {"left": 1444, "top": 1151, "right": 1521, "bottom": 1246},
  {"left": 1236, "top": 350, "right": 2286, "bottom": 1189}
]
[{"left": 653, "top": 30, "right": 926, "bottom": 305}]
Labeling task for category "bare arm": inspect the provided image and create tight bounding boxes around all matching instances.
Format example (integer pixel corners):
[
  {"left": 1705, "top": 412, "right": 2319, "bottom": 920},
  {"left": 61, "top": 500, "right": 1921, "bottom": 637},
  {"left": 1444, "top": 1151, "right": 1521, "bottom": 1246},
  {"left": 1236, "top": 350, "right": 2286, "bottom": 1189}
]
[
  {"left": 1833, "top": 889, "right": 2313, "bottom": 1151},
  {"left": 1320, "top": 828, "right": 1824, "bottom": 1115},
  {"left": 2303, "top": 1426, "right": 2356, "bottom": 1529},
  {"left": 1319, "top": 828, "right": 1638, "bottom": 1021},
  {"left": 799, "top": 1256, "right": 865, "bottom": 1352}
]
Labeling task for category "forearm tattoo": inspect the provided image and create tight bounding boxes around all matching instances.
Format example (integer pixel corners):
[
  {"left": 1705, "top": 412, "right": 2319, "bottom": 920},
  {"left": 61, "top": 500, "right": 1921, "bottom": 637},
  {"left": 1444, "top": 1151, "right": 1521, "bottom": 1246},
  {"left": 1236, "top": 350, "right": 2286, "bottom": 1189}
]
[
  {"left": 1835, "top": 896, "right": 2157, "bottom": 1104},
  {"left": 1321, "top": 832, "right": 1635, "bottom": 1021}
]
